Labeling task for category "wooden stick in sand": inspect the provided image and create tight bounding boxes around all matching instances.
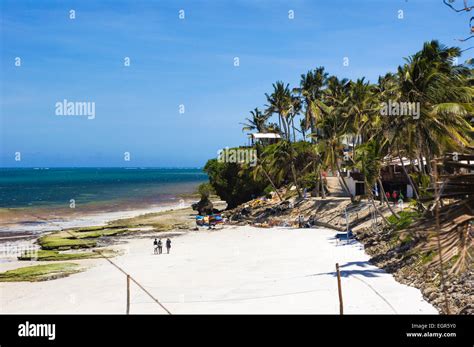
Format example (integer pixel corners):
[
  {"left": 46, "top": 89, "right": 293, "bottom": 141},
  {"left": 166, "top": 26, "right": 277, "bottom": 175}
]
[{"left": 336, "top": 263, "right": 344, "bottom": 315}]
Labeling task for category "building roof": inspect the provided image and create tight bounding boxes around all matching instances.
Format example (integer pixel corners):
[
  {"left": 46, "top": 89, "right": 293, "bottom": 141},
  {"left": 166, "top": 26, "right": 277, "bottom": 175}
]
[
  {"left": 385, "top": 156, "right": 427, "bottom": 166},
  {"left": 250, "top": 133, "right": 282, "bottom": 139}
]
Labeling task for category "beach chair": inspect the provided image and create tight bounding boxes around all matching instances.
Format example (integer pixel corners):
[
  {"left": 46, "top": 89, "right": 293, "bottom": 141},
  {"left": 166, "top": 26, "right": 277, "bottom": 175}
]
[{"left": 335, "top": 230, "right": 354, "bottom": 244}]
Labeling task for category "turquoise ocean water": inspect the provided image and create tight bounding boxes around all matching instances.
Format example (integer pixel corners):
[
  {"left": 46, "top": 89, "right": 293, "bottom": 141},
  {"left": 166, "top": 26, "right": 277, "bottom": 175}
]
[
  {"left": 0, "top": 168, "right": 207, "bottom": 234},
  {"left": 0, "top": 168, "right": 207, "bottom": 209}
]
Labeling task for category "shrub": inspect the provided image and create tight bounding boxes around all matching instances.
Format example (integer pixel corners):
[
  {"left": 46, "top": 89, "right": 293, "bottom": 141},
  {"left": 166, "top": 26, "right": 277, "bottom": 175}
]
[
  {"left": 388, "top": 210, "right": 420, "bottom": 230},
  {"left": 203, "top": 157, "right": 266, "bottom": 208},
  {"left": 197, "top": 182, "right": 215, "bottom": 199}
]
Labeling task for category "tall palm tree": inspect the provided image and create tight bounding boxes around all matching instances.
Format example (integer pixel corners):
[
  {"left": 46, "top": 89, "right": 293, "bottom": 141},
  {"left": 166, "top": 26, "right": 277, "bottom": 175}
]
[
  {"left": 313, "top": 77, "right": 355, "bottom": 201},
  {"left": 354, "top": 139, "right": 391, "bottom": 224},
  {"left": 288, "top": 95, "right": 302, "bottom": 142},
  {"left": 372, "top": 41, "right": 474, "bottom": 208},
  {"left": 395, "top": 40, "right": 473, "bottom": 171},
  {"left": 375, "top": 73, "right": 423, "bottom": 202},
  {"left": 293, "top": 67, "right": 328, "bottom": 143},
  {"left": 265, "top": 82, "right": 293, "bottom": 140},
  {"left": 345, "top": 78, "right": 379, "bottom": 147}
]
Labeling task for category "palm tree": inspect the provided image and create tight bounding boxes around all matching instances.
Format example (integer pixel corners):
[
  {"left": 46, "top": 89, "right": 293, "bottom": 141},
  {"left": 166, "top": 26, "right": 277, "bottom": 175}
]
[
  {"left": 299, "top": 118, "right": 307, "bottom": 139},
  {"left": 370, "top": 41, "right": 474, "bottom": 209},
  {"left": 265, "top": 82, "right": 293, "bottom": 140},
  {"left": 354, "top": 139, "right": 392, "bottom": 224},
  {"left": 266, "top": 122, "right": 281, "bottom": 134},
  {"left": 356, "top": 133, "right": 402, "bottom": 219},
  {"left": 311, "top": 76, "right": 356, "bottom": 201},
  {"left": 241, "top": 108, "right": 269, "bottom": 133},
  {"left": 395, "top": 40, "right": 473, "bottom": 172},
  {"left": 375, "top": 73, "right": 423, "bottom": 202},
  {"left": 265, "top": 140, "right": 302, "bottom": 197},
  {"left": 301, "top": 144, "right": 327, "bottom": 198},
  {"left": 288, "top": 95, "right": 302, "bottom": 142},
  {"left": 293, "top": 67, "right": 328, "bottom": 143},
  {"left": 251, "top": 157, "right": 283, "bottom": 202},
  {"left": 236, "top": 40, "right": 472, "bottom": 228},
  {"left": 345, "top": 78, "right": 379, "bottom": 147}
]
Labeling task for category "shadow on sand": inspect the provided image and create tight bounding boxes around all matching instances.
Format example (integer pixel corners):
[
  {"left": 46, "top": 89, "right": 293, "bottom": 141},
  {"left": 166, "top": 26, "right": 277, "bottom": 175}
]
[{"left": 307, "top": 260, "right": 386, "bottom": 278}]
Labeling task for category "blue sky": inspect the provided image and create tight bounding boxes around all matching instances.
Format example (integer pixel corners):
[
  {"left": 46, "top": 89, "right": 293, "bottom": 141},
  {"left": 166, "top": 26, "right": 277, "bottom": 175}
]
[{"left": 0, "top": 0, "right": 471, "bottom": 167}]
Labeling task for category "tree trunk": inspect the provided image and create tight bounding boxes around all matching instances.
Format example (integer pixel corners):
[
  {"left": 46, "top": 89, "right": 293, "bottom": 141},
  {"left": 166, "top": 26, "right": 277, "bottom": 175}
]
[
  {"left": 291, "top": 118, "right": 296, "bottom": 142},
  {"left": 418, "top": 153, "right": 426, "bottom": 175},
  {"left": 281, "top": 116, "right": 290, "bottom": 141},
  {"left": 314, "top": 176, "right": 319, "bottom": 198},
  {"left": 262, "top": 166, "right": 283, "bottom": 202},
  {"left": 368, "top": 190, "right": 389, "bottom": 226},
  {"left": 309, "top": 115, "right": 315, "bottom": 143},
  {"left": 320, "top": 172, "right": 326, "bottom": 199},
  {"left": 425, "top": 150, "right": 433, "bottom": 175},
  {"left": 397, "top": 153, "right": 420, "bottom": 200},
  {"left": 291, "top": 163, "right": 302, "bottom": 197}
]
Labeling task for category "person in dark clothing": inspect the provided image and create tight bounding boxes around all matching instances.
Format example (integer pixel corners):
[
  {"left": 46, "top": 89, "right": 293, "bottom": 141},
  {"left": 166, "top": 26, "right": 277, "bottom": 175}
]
[
  {"left": 166, "top": 238, "right": 171, "bottom": 254},
  {"left": 153, "top": 238, "right": 158, "bottom": 254},
  {"left": 158, "top": 239, "right": 163, "bottom": 254}
]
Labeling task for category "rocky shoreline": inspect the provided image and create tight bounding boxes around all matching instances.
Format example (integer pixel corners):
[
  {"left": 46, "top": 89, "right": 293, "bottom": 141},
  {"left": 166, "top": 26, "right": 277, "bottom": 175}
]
[
  {"left": 359, "top": 226, "right": 473, "bottom": 315},
  {"left": 223, "top": 192, "right": 473, "bottom": 315}
]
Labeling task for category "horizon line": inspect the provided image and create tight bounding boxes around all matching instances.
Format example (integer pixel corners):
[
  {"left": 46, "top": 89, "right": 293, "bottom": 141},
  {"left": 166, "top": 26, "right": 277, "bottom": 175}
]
[{"left": 0, "top": 166, "right": 205, "bottom": 170}]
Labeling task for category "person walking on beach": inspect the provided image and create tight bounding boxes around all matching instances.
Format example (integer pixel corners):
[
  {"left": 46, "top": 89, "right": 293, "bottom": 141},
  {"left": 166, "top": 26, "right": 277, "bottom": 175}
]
[
  {"left": 153, "top": 238, "right": 158, "bottom": 254},
  {"left": 158, "top": 239, "right": 163, "bottom": 254},
  {"left": 166, "top": 238, "right": 171, "bottom": 254}
]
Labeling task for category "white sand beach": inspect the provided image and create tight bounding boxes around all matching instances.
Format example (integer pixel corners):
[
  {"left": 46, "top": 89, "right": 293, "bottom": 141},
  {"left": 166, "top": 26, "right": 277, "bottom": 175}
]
[{"left": 0, "top": 226, "right": 437, "bottom": 314}]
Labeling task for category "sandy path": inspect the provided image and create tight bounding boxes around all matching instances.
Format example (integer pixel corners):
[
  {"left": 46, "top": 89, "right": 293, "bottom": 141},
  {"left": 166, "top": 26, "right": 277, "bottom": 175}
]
[{"left": 0, "top": 226, "right": 437, "bottom": 314}]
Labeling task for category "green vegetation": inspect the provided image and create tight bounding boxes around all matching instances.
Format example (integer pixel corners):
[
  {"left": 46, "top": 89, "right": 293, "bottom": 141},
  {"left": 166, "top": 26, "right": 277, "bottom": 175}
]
[
  {"left": 18, "top": 249, "right": 118, "bottom": 261},
  {"left": 0, "top": 263, "right": 82, "bottom": 282},
  {"left": 72, "top": 228, "right": 127, "bottom": 239},
  {"left": 204, "top": 40, "right": 473, "bottom": 218},
  {"left": 204, "top": 158, "right": 268, "bottom": 208},
  {"left": 38, "top": 234, "right": 97, "bottom": 250},
  {"left": 202, "top": 40, "right": 473, "bottom": 301},
  {"left": 387, "top": 210, "right": 420, "bottom": 230},
  {"left": 37, "top": 213, "right": 192, "bottom": 253},
  {"left": 420, "top": 250, "right": 436, "bottom": 265},
  {"left": 37, "top": 227, "right": 130, "bottom": 250},
  {"left": 71, "top": 225, "right": 117, "bottom": 232},
  {"left": 197, "top": 182, "right": 215, "bottom": 199}
]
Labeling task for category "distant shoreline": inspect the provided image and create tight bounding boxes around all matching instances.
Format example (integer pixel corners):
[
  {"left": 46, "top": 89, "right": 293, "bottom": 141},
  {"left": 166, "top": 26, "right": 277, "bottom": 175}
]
[
  {"left": 0, "top": 198, "right": 198, "bottom": 241},
  {"left": 0, "top": 167, "right": 207, "bottom": 238}
]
